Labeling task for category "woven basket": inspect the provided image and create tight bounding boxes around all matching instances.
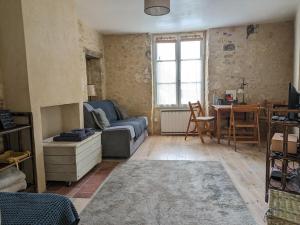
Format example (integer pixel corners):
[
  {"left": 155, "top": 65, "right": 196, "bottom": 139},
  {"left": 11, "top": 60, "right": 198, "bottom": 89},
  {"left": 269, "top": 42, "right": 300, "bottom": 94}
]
[
  {"left": 267, "top": 216, "right": 299, "bottom": 225},
  {"left": 268, "top": 189, "right": 300, "bottom": 224}
]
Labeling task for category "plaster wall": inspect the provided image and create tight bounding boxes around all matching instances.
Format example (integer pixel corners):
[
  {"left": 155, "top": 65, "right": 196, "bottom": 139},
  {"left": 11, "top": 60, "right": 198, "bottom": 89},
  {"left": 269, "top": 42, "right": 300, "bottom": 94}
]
[
  {"left": 0, "top": 0, "right": 31, "bottom": 112},
  {"left": 206, "top": 21, "right": 294, "bottom": 106},
  {"left": 41, "top": 103, "right": 81, "bottom": 139},
  {"left": 0, "top": 0, "right": 86, "bottom": 192},
  {"left": 41, "top": 106, "right": 63, "bottom": 139},
  {"left": 20, "top": 0, "right": 85, "bottom": 192}
]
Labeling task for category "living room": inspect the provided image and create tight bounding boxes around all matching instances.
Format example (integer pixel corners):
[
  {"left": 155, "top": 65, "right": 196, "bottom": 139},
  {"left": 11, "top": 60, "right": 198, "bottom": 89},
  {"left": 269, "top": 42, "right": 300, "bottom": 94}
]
[{"left": 0, "top": 0, "right": 300, "bottom": 225}]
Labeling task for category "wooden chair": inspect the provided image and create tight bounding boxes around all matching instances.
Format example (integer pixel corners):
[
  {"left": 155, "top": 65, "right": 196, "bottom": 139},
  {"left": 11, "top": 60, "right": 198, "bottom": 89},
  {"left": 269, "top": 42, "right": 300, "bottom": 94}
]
[
  {"left": 228, "top": 104, "right": 261, "bottom": 151},
  {"left": 185, "top": 101, "right": 214, "bottom": 143}
]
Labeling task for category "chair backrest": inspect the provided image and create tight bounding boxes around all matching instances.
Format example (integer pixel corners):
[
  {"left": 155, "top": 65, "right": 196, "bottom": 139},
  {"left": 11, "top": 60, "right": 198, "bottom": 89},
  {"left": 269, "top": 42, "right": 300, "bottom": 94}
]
[
  {"left": 188, "top": 101, "right": 205, "bottom": 120},
  {"left": 230, "top": 104, "right": 260, "bottom": 122},
  {"left": 262, "top": 100, "right": 288, "bottom": 117}
]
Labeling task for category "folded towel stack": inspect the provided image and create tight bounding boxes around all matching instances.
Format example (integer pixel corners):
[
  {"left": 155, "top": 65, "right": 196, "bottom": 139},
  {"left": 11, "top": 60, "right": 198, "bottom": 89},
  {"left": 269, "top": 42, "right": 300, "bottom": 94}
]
[
  {"left": 0, "top": 167, "right": 27, "bottom": 192},
  {"left": 53, "top": 128, "right": 95, "bottom": 142}
]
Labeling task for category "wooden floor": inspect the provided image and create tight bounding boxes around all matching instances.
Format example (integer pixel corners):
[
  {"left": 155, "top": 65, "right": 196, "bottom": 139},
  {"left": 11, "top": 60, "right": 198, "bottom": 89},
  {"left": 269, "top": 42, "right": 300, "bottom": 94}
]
[
  {"left": 76, "top": 135, "right": 268, "bottom": 225},
  {"left": 131, "top": 136, "right": 267, "bottom": 225}
]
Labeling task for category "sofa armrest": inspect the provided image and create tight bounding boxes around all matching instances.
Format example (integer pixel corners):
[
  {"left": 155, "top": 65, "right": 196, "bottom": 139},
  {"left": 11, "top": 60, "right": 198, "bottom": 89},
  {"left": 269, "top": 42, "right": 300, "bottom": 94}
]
[
  {"left": 138, "top": 116, "right": 148, "bottom": 127},
  {"left": 104, "top": 125, "right": 135, "bottom": 139},
  {"left": 102, "top": 127, "right": 134, "bottom": 158}
]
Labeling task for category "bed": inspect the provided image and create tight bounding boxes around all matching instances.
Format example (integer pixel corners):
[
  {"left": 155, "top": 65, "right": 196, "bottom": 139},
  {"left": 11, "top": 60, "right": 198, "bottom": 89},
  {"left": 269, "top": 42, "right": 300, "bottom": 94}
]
[{"left": 0, "top": 192, "right": 79, "bottom": 225}]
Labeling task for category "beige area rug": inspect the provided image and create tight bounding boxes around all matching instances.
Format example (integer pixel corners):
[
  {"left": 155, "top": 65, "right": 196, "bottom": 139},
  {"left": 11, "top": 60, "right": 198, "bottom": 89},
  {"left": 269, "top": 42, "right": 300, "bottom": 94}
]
[{"left": 80, "top": 160, "right": 257, "bottom": 225}]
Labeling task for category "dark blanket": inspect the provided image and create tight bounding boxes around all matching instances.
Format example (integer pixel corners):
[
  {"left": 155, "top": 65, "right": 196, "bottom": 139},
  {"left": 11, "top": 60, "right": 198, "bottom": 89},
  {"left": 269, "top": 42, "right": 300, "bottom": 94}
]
[
  {"left": 0, "top": 192, "right": 79, "bottom": 225},
  {"left": 53, "top": 128, "right": 95, "bottom": 142},
  {"left": 110, "top": 117, "right": 147, "bottom": 140}
]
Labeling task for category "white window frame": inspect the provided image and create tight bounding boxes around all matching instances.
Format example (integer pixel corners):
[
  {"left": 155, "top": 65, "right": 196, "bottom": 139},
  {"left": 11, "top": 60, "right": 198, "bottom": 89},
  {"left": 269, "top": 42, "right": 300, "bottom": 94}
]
[{"left": 153, "top": 33, "right": 206, "bottom": 108}]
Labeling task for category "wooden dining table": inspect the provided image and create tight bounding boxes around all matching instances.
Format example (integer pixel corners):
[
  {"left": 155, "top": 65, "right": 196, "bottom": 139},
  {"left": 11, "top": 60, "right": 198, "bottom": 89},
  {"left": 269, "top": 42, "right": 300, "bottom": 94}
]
[{"left": 211, "top": 105, "right": 232, "bottom": 144}]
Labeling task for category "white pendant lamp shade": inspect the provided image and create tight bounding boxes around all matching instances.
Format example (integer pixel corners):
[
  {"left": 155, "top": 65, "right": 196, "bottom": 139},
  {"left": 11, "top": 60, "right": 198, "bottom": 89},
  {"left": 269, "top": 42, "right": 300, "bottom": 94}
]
[{"left": 144, "top": 0, "right": 170, "bottom": 16}]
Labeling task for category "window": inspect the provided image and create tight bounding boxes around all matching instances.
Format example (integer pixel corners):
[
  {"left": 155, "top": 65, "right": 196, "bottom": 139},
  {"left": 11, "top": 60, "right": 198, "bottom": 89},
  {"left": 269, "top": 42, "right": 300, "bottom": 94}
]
[{"left": 154, "top": 33, "right": 204, "bottom": 107}]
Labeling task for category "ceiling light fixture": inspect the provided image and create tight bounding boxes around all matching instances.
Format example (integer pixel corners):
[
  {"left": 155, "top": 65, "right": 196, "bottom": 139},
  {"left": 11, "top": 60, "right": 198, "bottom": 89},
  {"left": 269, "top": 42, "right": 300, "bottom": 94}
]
[{"left": 144, "top": 0, "right": 170, "bottom": 16}]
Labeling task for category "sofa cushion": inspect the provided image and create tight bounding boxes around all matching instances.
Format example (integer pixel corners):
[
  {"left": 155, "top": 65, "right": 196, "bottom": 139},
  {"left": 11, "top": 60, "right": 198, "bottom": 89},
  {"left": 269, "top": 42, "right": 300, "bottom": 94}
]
[
  {"left": 110, "top": 117, "right": 147, "bottom": 140},
  {"left": 87, "top": 100, "right": 118, "bottom": 122},
  {"left": 91, "top": 108, "right": 110, "bottom": 130},
  {"left": 118, "top": 106, "right": 130, "bottom": 120},
  {"left": 83, "top": 103, "right": 97, "bottom": 129},
  {"left": 111, "top": 100, "right": 130, "bottom": 120}
]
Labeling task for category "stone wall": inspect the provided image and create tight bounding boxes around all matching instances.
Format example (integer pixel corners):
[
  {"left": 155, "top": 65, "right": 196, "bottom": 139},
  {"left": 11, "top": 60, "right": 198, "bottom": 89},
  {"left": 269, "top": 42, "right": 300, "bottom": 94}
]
[
  {"left": 206, "top": 21, "right": 294, "bottom": 107},
  {"left": 78, "top": 21, "right": 106, "bottom": 100},
  {"left": 103, "top": 34, "right": 153, "bottom": 132},
  {"left": 0, "top": 69, "right": 5, "bottom": 109},
  {"left": 101, "top": 21, "right": 294, "bottom": 135}
]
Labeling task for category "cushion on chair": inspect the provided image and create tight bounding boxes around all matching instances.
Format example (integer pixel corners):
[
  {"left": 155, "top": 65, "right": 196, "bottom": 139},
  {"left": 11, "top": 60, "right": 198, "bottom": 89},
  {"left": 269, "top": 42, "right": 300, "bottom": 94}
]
[{"left": 196, "top": 116, "right": 215, "bottom": 121}]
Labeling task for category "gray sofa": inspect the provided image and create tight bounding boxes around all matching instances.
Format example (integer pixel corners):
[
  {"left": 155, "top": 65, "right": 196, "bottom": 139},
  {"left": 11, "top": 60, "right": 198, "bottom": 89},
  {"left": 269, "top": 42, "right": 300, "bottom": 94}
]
[{"left": 83, "top": 100, "right": 148, "bottom": 158}]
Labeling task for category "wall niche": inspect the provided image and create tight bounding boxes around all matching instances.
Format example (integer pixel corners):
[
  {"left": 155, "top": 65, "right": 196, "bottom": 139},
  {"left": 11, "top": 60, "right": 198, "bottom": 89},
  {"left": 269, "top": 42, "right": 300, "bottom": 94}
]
[{"left": 41, "top": 103, "right": 80, "bottom": 139}]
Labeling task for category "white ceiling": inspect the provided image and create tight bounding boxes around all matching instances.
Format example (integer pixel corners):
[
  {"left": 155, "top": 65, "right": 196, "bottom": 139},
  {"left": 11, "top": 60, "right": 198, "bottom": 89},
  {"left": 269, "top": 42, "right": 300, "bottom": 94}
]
[{"left": 75, "top": 0, "right": 300, "bottom": 34}]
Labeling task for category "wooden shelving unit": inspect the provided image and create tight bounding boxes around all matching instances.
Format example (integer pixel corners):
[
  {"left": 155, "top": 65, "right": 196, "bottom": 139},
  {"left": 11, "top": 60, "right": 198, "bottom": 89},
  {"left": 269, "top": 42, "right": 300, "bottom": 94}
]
[
  {"left": 265, "top": 107, "right": 300, "bottom": 202},
  {"left": 0, "top": 125, "right": 31, "bottom": 135},
  {"left": 0, "top": 156, "right": 32, "bottom": 172},
  {"left": 0, "top": 112, "right": 36, "bottom": 192}
]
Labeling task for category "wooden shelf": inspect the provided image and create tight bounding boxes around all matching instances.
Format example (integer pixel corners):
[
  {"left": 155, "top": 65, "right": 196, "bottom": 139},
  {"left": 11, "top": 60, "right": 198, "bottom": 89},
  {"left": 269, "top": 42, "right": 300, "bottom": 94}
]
[
  {"left": 0, "top": 112, "right": 36, "bottom": 192},
  {"left": 0, "top": 155, "right": 32, "bottom": 172},
  {"left": 270, "top": 151, "right": 300, "bottom": 161},
  {"left": 271, "top": 120, "right": 300, "bottom": 127},
  {"left": 0, "top": 125, "right": 31, "bottom": 136},
  {"left": 265, "top": 108, "right": 300, "bottom": 202}
]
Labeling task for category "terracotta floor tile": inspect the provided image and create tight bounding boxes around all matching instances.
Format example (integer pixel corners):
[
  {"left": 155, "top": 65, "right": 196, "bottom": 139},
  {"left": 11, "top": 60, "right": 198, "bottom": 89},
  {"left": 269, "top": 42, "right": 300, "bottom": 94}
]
[
  {"left": 73, "top": 192, "right": 93, "bottom": 198},
  {"left": 95, "top": 168, "right": 114, "bottom": 175},
  {"left": 79, "top": 183, "right": 99, "bottom": 193},
  {"left": 85, "top": 174, "right": 106, "bottom": 184},
  {"left": 46, "top": 160, "right": 120, "bottom": 198}
]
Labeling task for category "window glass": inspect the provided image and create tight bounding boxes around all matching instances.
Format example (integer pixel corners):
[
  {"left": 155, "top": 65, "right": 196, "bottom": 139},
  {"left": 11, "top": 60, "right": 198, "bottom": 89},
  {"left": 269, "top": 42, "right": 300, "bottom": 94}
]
[
  {"left": 157, "top": 61, "right": 176, "bottom": 83},
  {"left": 157, "top": 84, "right": 176, "bottom": 105},
  {"left": 154, "top": 36, "right": 203, "bottom": 107},
  {"left": 181, "top": 60, "right": 202, "bottom": 83},
  {"left": 181, "top": 83, "right": 201, "bottom": 105},
  {"left": 157, "top": 43, "right": 176, "bottom": 61},
  {"left": 181, "top": 41, "right": 201, "bottom": 60}
]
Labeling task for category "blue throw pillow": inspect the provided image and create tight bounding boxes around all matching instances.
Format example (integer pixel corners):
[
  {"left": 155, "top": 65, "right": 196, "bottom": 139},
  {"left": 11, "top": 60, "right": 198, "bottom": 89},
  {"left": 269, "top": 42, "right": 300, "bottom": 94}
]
[{"left": 91, "top": 108, "right": 110, "bottom": 130}]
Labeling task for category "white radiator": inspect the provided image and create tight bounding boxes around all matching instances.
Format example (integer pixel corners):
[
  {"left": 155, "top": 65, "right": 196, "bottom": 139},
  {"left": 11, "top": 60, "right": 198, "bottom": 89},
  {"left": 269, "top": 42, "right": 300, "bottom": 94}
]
[{"left": 160, "top": 110, "right": 192, "bottom": 134}]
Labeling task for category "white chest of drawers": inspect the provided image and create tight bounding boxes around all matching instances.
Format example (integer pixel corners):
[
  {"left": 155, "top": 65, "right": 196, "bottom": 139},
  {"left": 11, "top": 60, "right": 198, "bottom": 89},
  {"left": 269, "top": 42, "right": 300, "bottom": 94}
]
[{"left": 43, "top": 132, "right": 102, "bottom": 184}]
